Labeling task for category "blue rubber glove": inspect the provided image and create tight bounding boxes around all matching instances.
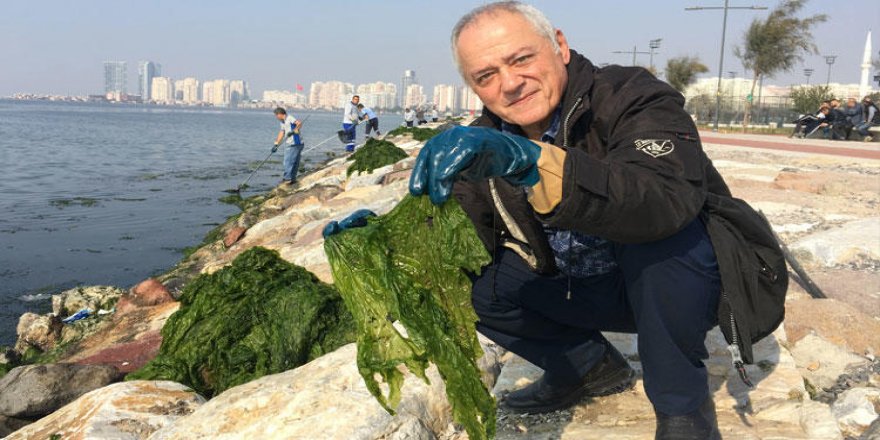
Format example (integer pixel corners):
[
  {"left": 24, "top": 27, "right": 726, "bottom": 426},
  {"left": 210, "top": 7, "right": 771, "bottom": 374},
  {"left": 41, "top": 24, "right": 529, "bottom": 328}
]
[
  {"left": 409, "top": 126, "right": 541, "bottom": 205},
  {"left": 322, "top": 209, "right": 377, "bottom": 238}
]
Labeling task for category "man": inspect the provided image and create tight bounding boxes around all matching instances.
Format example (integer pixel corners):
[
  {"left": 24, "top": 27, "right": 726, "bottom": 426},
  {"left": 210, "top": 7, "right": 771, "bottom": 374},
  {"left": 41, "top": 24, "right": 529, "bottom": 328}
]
[
  {"left": 857, "top": 96, "right": 879, "bottom": 141},
  {"left": 342, "top": 95, "right": 360, "bottom": 152},
  {"left": 841, "top": 98, "right": 863, "bottom": 140},
  {"left": 416, "top": 107, "right": 428, "bottom": 125},
  {"left": 357, "top": 103, "right": 381, "bottom": 138},
  {"left": 824, "top": 98, "right": 848, "bottom": 140},
  {"left": 272, "top": 107, "right": 304, "bottom": 185},
  {"left": 404, "top": 107, "right": 416, "bottom": 127},
  {"left": 326, "top": 3, "right": 786, "bottom": 438},
  {"left": 416, "top": 3, "right": 787, "bottom": 438}
]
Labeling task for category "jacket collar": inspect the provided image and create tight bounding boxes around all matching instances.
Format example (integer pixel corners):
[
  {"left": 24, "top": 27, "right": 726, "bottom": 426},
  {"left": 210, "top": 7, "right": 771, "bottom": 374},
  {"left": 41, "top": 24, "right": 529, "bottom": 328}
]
[{"left": 476, "top": 50, "right": 596, "bottom": 147}]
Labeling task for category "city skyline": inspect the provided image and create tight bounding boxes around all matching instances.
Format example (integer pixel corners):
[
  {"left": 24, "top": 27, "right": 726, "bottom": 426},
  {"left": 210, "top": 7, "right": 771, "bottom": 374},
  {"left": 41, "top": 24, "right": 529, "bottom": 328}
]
[{"left": 3, "top": 1, "right": 877, "bottom": 99}]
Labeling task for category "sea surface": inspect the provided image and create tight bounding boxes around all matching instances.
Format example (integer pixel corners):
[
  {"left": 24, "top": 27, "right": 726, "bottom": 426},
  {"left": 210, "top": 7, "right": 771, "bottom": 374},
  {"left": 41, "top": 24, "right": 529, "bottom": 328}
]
[{"left": 0, "top": 100, "right": 403, "bottom": 346}]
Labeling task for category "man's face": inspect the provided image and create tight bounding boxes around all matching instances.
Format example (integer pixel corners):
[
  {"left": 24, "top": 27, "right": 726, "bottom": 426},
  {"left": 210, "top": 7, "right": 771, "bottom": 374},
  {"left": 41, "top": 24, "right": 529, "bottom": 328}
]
[
  {"left": 275, "top": 113, "right": 285, "bottom": 122},
  {"left": 455, "top": 11, "right": 570, "bottom": 132},
  {"left": 352, "top": 96, "right": 360, "bottom": 104},
  {"left": 831, "top": 99, "right": 840, "bottom": 108}
]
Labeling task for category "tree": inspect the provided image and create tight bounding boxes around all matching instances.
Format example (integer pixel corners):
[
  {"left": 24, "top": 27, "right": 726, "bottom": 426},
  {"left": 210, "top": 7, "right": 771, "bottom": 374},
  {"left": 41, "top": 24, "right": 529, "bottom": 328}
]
[
  {"left": 664, "top": 56, "right": 709, "bottom": 93},
  {"left": 734, "top": 0, "right": 827, "bottom": 128},
  {"left": 789, "top": 85, "right": 832, "bottom": 115}
]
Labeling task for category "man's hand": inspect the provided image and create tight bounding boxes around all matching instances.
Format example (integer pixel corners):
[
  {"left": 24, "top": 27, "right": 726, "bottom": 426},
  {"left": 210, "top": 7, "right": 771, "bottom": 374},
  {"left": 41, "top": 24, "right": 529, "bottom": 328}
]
[
  {"left": 322, "top": 209, "right": 377, "bottom": 238},
  {"left": 271, "top": 143, "right": 279, "bottom": 153},
  {"left": 409, "top": 126, "right": 541, "bottom": 205}
]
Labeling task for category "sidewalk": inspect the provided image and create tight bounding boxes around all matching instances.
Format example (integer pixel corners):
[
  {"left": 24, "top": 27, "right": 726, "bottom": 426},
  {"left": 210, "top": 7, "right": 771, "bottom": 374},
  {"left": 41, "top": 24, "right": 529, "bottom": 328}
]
[{"left": 699, "top": 131, "right": 880, "bottom": 160}]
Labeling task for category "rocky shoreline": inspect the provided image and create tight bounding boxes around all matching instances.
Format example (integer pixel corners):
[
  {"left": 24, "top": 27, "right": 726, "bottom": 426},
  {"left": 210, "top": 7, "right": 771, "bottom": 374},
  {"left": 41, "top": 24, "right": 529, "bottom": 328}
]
[{"left": 1, "top": 130, "right": 879, "bottom": 439}]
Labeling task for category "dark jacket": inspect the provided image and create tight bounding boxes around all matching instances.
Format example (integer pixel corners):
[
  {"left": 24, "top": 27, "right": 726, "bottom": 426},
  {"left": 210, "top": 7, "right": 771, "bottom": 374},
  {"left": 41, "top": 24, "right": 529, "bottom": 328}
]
[{"left": 452, "top": 50, "right": 787, "bottom": 364}]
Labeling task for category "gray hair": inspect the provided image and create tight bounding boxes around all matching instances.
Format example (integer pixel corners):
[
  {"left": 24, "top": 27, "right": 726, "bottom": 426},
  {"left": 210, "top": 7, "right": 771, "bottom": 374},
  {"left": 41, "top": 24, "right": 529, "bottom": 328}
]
[{"left": 450, "top": 1, "right": 560, "bottom": 78}]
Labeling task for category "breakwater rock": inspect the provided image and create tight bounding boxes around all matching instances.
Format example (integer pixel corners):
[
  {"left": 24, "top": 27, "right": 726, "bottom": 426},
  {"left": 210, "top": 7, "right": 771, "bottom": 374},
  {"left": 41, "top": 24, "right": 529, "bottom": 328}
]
[{"left": 4, "top": 131, "right": 880, "bottom": 438}]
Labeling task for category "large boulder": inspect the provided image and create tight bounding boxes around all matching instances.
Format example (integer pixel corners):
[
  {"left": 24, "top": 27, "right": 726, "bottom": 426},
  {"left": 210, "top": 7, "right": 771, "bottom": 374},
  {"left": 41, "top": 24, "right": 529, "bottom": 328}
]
[
  {"left": 14, "top": 312, "right": 62, "bottom": 353},
  {"left": 784, "top": 298, "right": 880, "bottom": 356},
  {"left": 148, "top": 341, "right": 505, "bottom": 439},
  {"left": 52, "top": 285, "right": 124, "bottom": 317},
  {"left": 4, "top": 381, "right": 205, "bottom": 440},
  {"left": 792, "top": 218, "right": 880, "bottom": 267},
  {"left": 831, "top": 387, "right": 880, "bottom": 437},
  {"left": 789, "top": 333, "right": 869, "bottom": 390},
  {"left": 0, "top": 363, "right": 121, "bottom": 418},
  {"left": 116, "top": 279, "right": 174, "bottom": 314}
]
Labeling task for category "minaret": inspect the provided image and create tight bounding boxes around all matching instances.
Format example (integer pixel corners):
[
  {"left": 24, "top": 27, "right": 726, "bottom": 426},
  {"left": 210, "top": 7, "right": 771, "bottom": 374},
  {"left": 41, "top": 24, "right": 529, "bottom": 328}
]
[{"left": 859, "top": 30, "right": 873, "bottom": 99}]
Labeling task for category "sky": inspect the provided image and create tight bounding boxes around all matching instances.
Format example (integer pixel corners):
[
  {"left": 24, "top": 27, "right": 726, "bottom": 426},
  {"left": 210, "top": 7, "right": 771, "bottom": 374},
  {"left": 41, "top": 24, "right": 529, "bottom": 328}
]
[{"left": 1, "top": 0, "right": 877, "bottom": 97}]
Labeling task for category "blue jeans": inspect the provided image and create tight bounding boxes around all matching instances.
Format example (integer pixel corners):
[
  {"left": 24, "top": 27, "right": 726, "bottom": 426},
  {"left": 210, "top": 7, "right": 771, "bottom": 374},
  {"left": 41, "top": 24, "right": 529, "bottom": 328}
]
[
  {"left": 342, "top": 123, "right": 356, "bottom": 151},
  {"left": 471, "top": 218, "right": 721, "bottom": 415},
  {"left": 856, "top": 122, "right": 875, "bottom": 137},
  {"left": 283, "top": 142, "right": 304, "bottom": 182}
]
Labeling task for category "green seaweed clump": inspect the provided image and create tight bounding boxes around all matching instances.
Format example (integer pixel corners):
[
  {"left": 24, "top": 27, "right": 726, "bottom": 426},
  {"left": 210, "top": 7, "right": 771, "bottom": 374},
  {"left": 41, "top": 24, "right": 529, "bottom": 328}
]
[
  {"left": 346, "top": 138, "right": 408, "bottom": 176},
  {"left": 324, "top": 195, "right": 495, "bottom": 440},
  {"left": 127, "top": 247, "right": 355, "bottom": 397},
  {"left": 386, "top": 126, "right": 440, "bottom": 141}
]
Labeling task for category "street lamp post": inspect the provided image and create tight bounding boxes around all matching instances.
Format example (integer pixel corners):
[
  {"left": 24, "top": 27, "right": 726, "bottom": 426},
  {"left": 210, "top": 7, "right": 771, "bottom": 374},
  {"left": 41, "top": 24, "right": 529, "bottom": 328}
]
[
  {"left": 649, "top": 39, "right": 662, "bottom": 71},
  {"left": 686, "top": 1, "right": 767, "bottom": 132},
  {"left": 803, "top": 68, "right": 814, "bottom": 85},
  {"left": 612, "top": 45, "right": 651, "bottom": 66},
  {"left": 824, "top": 55, "right": 837, "bottom": 87}
]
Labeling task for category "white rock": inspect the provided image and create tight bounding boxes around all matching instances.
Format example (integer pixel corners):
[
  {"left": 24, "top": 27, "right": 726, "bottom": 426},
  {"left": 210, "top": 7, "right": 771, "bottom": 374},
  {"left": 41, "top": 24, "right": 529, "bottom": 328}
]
[
  {"left": 792, "top": 218, "right": 880, "bottom": 266},
  {"left": 800, "top": 399, "right": 843, "bottom": 439},
  {"left": 51, "top": 286, "right": 124, "bottom": 317},
  {"left": 345, "top": 164, "right": 395, "bottom": 191},
  {"left": 148, "top": 342, "right": 502, "bottom": 440},
  {"left": 832, "top": 387, "right": 880, "bottom": 436},
  {"left": 5, "top": 381, "right": 205, "bottom": 440},
  {"left": 789, "top": 333, "right": 868, "bottom": 390}
]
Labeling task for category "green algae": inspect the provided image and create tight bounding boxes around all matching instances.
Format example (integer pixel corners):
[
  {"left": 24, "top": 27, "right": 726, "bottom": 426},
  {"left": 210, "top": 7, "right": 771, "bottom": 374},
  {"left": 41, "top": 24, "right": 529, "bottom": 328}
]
[
  {"left": 49, "top": 197, "right": 100, "bottom": 208},
  {"left": 324, "top": 195, "right": 495, "bottom": 440},
  {"left": 386, "top": 126, "right": 440, "bottom": 142},
  {"left": 346, "top": 138, "right": 408, "bottom": 176},
  {"left": 127, "top": 247, "right": 355, "bottom": 397}
]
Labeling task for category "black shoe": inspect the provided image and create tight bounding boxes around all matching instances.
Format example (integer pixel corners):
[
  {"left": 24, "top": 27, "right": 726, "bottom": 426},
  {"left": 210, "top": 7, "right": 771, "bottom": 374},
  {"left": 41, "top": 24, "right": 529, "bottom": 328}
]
[
  {"left": 655, "top": 397, "right": 721, "bottom": 440},
  {"left": 502, "top": 344, "right": 635, "bottom": 413}
]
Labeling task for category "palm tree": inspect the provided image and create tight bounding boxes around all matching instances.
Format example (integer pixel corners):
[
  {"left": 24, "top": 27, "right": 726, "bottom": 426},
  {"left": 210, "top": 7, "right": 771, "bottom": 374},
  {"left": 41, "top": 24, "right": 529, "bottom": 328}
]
[{"left": 734, "top": 0, "right": 827, "bottom": 128}]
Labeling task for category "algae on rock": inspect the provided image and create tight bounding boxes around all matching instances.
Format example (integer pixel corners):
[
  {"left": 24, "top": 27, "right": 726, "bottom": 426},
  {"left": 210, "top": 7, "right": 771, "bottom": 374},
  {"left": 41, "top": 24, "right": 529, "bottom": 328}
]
[
  {"left": 324, "top": 195, "right": 495, "bottom": 440},
  {"left": 127, "top": 247, "right": 355, "bottom": 397},
  {"left": 386, "top": 126, "right": 440, "bottom": 142},
  {"left": 346, "top": 138, "right": 408, "bottom": 176}
]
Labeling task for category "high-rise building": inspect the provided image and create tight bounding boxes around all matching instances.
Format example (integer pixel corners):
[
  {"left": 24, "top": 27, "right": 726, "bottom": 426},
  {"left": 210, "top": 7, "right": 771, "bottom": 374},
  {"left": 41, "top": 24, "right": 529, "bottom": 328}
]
[
  {"left": 399, "top": 70, "right": 417, "bottom": 107},
  {"left": 355, "top": 81, "right": 397, "bottom": 110},
  {"left": 459, "top": 86, "right": 483, "bottom": 113},
  {"left": 230, "top": 80, "right": 249, "bottom": 106},
  {"left": 404, "top": 84, "right": 425, "bottom": 109},
  {"left": 150, "top": 77, "right": 174, "bottom": 103},
  {"left": 308, "top": 81, "right": 354, "bottom": 109},
  {"left": 433, "top": 84, "right": 458, "bottom": 114},
  {"left": 201, "top": 79, "right": 232, "bottom": 106},
  {"left": 178, "top": 77, "right": 200, "bottom": 103},
  {"left": 262, "top": 90, "right": 307, "bottom": 107},
  {"left": 103, "top": 61, "right": 127, "bottom": 97},
  {"left": 138, "top": 61, "right": 161, "bottom": 102}
]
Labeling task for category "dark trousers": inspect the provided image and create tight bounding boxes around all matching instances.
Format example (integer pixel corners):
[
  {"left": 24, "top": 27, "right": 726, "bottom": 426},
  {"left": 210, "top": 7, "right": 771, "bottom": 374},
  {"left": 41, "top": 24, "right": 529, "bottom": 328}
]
[
  {"left": 365, "top": 118, "right": 380, "bottom": 136},
  {"left": 471, "top": 219, "right": 721, "bottom": 415}
]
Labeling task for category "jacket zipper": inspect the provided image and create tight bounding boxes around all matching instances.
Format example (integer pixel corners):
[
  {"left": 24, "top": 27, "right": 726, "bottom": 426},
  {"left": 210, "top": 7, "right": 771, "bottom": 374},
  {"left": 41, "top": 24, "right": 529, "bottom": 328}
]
[
  {"left": 722, "top": 289, "right": 753, "bottom": 388},
  {"left": 561, "top": 97, "right": 583, "bottom": 300},
  {"left": 562, "top": 97, "right": 584, "bottom": 150}
]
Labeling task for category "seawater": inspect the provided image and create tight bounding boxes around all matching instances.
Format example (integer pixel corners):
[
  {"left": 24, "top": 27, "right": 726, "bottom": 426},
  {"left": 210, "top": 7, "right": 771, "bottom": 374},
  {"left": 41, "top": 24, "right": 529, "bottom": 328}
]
[{"left": 0, "top": 100, "right": 403, "bottom": 345}]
